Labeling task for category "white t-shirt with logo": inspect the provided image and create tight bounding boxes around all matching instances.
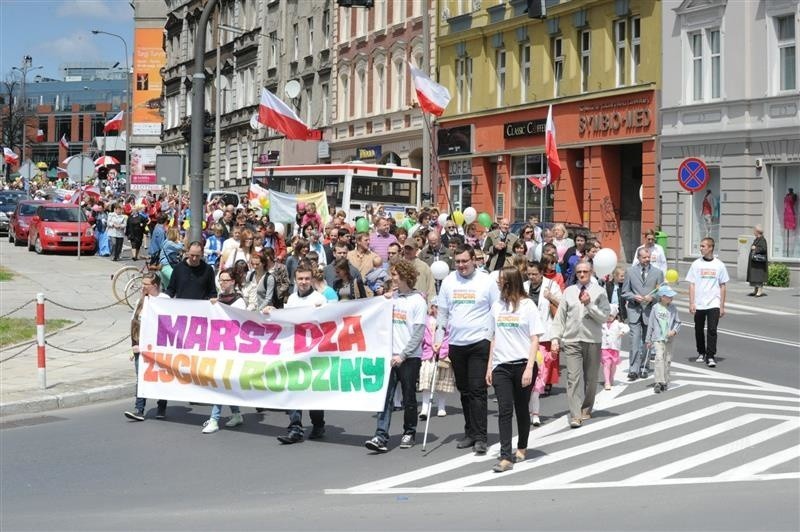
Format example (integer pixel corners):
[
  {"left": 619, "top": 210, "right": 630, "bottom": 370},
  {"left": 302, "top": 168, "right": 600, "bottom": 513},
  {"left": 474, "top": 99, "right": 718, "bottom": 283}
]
[
  {"left": 490, "top": 298, "right": 544, "bottom": 369},
  {"left": 437, "top": 269, "right": 500, "bottom": 346},
  {"left": 391, "top": 291, "right": 428, "bottom": 357},
  {"left": 685, "top": 257, "right": 729, "bottom": 310},
  {"left": 286, "top": 289, "right": 327, "bottom": 309}
]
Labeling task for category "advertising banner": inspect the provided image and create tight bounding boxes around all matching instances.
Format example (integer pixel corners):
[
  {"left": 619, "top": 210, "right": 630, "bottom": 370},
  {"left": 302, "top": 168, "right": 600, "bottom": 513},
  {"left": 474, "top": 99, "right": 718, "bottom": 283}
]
[
  {"left": 133, "top": 28, "right": 166, "bottom": 136},
  {"left": 138, "top": 297, "right": 392, "bottom": 411}
]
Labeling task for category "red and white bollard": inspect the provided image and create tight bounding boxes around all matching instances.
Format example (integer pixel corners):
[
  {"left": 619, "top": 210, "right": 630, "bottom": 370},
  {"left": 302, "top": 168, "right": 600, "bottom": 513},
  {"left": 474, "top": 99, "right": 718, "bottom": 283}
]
[{"left": 36, "top": 292, "right": 46, "bottom": 389}]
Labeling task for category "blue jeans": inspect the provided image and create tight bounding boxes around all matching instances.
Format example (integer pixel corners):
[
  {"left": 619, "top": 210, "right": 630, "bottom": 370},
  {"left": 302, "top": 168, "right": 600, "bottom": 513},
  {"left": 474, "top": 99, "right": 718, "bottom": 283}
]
[
  {"left": 375, "top": 357, "right": 421, "bottom": 442},
  {"left": 133, "top": 354, "right": 166, "bottom": 412},
  {"left": 210, "top": 404, "right": 240, "bottom": 420},
  {"left": 287, "top": 409, "right": 325, "bottom": 434}
]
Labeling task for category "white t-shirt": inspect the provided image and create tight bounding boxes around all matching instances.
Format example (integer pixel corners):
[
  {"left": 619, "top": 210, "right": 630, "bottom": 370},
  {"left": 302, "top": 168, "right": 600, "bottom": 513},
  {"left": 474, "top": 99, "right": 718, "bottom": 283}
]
[
  {"left": 437, "top": 269, "right": 500, "bottom": 346},
  {"left": 392, "top": 291, "right": 428, "bottom": 357},
  {"left": 685, "top": 257, "right": 729, "bottom": 310},
  {"left": 490, "top": 298, "right": 544, "bottom": 368},
  {"left": 286, "top": 289, "right": 327, "bottom": 309},
  {"left": 601, "top": 320, "right": 629, "bottom": 351}
]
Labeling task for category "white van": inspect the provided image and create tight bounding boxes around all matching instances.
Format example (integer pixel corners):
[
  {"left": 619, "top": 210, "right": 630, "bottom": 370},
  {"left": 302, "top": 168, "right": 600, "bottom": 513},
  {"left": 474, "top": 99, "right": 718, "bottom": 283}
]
[{"left": 205, "top": 190, "right": 241, "bottom": 208}]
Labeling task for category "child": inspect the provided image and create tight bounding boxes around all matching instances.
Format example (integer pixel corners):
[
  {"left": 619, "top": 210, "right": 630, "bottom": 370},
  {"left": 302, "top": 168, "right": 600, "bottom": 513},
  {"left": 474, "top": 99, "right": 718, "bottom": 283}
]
[
  {"left": 646, "top": 286, "right": 681, "bottom": 393},
  {"left": 418, "top": 314, "right": 455, "bottom": 420},
  {"left": 365, "top": 255, "right": 390, "bottom": 295},
  {"left": 601, "top": 305, "right": 629, "bottom": 390}
]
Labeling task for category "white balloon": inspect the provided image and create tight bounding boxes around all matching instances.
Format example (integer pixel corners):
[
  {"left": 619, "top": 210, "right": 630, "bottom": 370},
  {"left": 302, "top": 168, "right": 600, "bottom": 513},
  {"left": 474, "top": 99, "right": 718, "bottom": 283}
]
[
  {"left": 437, "top": 213, "right": 449, "bottom": 226},
  {"left": 273, "top": 222, "right": 285, "bottom": 236},
  {"left": 593, "top": 248, "right": 618, "bottom": 278},
  {"left": 430, "top": 260, "right": 450, "bottom": 281},
  {"left": 463, "top": 207, "right": 477, "bottom": 224},
  {"left": 212, "top": 209, "right": 224, "bottom": 222}
]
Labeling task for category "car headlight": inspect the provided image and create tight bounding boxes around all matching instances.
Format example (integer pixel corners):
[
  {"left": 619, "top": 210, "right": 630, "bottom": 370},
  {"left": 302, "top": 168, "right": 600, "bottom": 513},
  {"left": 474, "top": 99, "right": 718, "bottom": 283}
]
[
  {"left": 19, "top": 221, "right": 28, "bottom": 229},
  {"left": 85, "top": 227, "right": 94, "bottom": 237},
  {"left": 44, "top": 227, "right": 56, "bottom": 236},
  {"left": 0, "top": 212, "right": 8, "bottom": 221}
]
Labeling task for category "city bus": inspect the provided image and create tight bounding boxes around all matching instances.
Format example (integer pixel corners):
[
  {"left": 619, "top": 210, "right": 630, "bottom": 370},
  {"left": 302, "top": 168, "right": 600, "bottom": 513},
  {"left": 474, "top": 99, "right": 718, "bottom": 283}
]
[{"left": 251, "top": 162, "right": 421, "bottom": 222}]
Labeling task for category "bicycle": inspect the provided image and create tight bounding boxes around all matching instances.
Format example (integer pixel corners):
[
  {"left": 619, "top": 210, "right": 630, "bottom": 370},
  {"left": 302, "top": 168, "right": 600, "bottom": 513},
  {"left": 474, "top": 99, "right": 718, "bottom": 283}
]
[{"left": 110, "top": 261, "right": 149, "bottom": 309}]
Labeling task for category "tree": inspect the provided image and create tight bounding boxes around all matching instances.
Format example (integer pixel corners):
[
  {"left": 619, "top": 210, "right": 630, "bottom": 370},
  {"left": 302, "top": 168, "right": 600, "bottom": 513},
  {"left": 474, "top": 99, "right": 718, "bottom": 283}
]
[{"left": 0, "top": 73, "right": 25, "bottom": 181}]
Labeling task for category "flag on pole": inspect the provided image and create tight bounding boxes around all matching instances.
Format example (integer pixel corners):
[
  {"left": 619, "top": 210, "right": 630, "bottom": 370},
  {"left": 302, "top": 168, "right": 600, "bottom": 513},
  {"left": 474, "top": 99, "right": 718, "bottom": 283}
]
[
  {"left": 3, "top": 147, "right": 19, "bottom": 165},
  {"left": 257, "top": 88, "right": 322, "bottom": 141},
  {"left": 529, "top": 105, "right": 562, "bottom": 189},
  {"left": 59, "top": 134, "right": 69, "bottom": 150},
  {"left": 103, "top": 111, "right": 124, "bottom": 133},
  {"left": 409, "top": 63, "right": 451, "bottom": 117},
  {"left": 36, "top": 129, "right": 45, "bottom": 142}
]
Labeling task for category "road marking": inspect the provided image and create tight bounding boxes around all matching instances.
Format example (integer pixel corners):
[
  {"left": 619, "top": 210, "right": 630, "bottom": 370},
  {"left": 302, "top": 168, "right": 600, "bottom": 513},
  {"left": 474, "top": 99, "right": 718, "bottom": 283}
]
[
  {"left": 716, "top": 446, "right": 800, "bottom": 479},
  {"left": 679, "top": 323, "right": 800, "bottom": 348},
  {"left": 673, "top": 301, "right": 752, "bottom": 316},
  {"left": 724, "top": 301, "right": 797, "bottom": 316}
]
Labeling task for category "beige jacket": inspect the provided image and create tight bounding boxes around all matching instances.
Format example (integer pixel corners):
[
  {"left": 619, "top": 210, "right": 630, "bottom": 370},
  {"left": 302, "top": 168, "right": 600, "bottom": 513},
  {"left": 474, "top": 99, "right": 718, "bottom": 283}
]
[{"left": 549, "top": 281, "right": 610, "bottom": 344}]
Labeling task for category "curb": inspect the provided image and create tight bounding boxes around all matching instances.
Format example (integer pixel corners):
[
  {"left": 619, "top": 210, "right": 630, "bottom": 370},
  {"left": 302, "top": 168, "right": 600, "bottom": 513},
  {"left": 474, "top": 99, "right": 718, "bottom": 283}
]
[{"left": 0, "top": 381, "right": 135, "bottom": 417}]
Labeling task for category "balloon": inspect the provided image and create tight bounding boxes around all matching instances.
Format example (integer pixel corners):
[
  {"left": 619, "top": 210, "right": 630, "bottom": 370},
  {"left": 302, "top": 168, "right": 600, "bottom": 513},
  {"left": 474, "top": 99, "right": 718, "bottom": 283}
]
[
  {"left": 401, "top": 218, "right": 413, "bottom": 230},
  {"left": 212, "top": 209, "right": 224, "bottom": 222},
  {"left": 452, "top": 210, "right": 464, "bottom": 226},
  {"left": 477, "top": 212, "right": 492, "bottom": 228},
  {"left": 274, "top": 222, "right": 285, "bottom": 236},
  {"left": 355, "top": 217, "right": 370, "bottom": 233},
  {"left": 430, "top": 260, "right": 450, "bottom": 281},
  {"left": 593, "top": 248, "right": 618, "bottom": 278},
  {"left": 262, "top": 207, "right": 269, "bottom": 216},
  {"left": 182, "top": 219, "right": 190, "bottom": 230},
  {"left": 463, "top": 207, "right": 477, "bottom": 224},
  {"left": 665, "top": 268, "right": 679, "bottom": 284},
  {"left": 437, "top": 213, "right": 449, "bottom": 226}
]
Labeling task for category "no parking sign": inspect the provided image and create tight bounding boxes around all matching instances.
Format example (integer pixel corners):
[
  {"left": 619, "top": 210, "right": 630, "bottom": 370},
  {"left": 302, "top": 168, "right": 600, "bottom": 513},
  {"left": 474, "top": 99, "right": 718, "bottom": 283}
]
[{"left": 677, "top": 157, "right": 709, "bottom": 192}]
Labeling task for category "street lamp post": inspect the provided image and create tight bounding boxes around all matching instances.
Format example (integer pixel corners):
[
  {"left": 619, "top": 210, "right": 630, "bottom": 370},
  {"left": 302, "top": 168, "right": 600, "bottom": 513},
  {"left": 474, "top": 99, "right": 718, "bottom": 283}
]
[
  {"left": 12, "top": 55, "right": 43, "bottom": 164},
  {"left": 91, "top": 30, "right": 131, "bottom": 194}
]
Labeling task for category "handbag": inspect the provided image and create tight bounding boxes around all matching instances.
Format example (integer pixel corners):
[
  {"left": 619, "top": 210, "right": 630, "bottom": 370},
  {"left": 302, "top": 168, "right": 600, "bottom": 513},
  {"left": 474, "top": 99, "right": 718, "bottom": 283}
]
[{"left": 752, "top": 253, "right": 767, "bottom": 263}]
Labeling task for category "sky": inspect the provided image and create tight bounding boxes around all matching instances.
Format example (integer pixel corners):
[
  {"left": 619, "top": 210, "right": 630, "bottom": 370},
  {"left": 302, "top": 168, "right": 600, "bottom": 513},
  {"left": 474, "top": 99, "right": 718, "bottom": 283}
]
[{"left": 0, "top": 0, "right": 134, "bottom": 81}]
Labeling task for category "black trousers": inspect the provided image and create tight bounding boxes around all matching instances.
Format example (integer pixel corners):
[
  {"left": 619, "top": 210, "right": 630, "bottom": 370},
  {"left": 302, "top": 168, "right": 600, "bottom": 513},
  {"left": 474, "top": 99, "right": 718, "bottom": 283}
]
[
  {"left": 111, "top": 236, "right": 124, "bottom": 260},
  {"left": 694, "top": 307, "right": 720, "bottom": 358},
  {"left": 449, "top": 339, "right": 491, "bottom": 443},
  {"left": 492, "top": 362, "right": 537, "bottom": 460}
]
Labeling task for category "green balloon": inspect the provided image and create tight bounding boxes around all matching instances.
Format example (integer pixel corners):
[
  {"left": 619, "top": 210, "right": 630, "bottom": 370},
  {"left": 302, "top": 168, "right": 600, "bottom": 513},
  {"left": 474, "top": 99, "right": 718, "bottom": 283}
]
[
  {"left": 477, "top": 212, "right": 492, "bottom": 228},
  {"left": 402, "top": 218, "right": 413, "bottom": 230},
  {"left": 355, "top": 218, "right": 370, "bottom": 233}
]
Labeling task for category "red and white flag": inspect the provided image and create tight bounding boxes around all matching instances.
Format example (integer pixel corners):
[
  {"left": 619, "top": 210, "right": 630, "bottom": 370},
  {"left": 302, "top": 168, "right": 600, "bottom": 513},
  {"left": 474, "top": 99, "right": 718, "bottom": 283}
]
[
  {"left": 36, "top": 129, "right": 45, "bottom": 142},
  {"left": 530, "top": 105, "right": 562, "bottom": 189},
  {"left": 409, "top": 63, "right": 451, "bottom": 117},
  {"left": 258, "top": 88, "right": 322, "bottom": 141},
  {"left": 59, "top": 134, "right": 69, "bottom": 150},
  {"left": 103, "top": 111, "right": 124, "bottom": 133},
  {"left": 3, "top": 147, "right": 19, "bottom": 165}
]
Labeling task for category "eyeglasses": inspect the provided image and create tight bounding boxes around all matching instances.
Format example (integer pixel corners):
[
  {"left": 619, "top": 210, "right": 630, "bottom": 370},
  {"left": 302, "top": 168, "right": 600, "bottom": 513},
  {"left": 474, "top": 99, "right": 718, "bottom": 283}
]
[{"left": 576, "top": 269, "right": 591, "bottom": 274}]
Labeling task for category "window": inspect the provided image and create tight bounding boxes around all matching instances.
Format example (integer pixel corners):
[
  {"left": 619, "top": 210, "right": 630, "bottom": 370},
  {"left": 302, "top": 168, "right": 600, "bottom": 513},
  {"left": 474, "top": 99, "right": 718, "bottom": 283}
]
[
  {"left": 374, "top": 0, "right": 386, "bottom": 31},
  {"left": 269, "top": 32, "right": 278, "bottom": 67},
  {"left": 392, "top": 58, "right": 404, "bottom": 110},
  {"left": 709, "top": 29, "right": 720, "bottom": 98},
  {"left": 293, "top": 23, "right": 299, "bottom": 61},
  {"left": 580, "top": 30, "right": 591, "bottom": 93},
  {"left": 358, "top": 8, "right": 367, "bottom": 36},
  {"left": 356, "top": 66, "right": 366, "bottom": 118},
  {"left": 771, "top": 165, "right": 800, "bottom": 259},
  {"left": 690, "top": 31, "right": 703, "bottom": 100},
  {"left": 690, "top": 168, "right": 720, "bottom": 255},
  {"left": 448, "top": 159, "right": 473, "bottom": 212},
  {"left": 631, "top": 17, "right": 641, "bottom": 84},
  {"left": 520, "top": 43, "right": 530, "bottom": 103},
  {"left": 323, "top": 9, "right": 330, "bottom": 48},
  {"left": 511, "top": 154, "right": 554, "bottom": 222},
  {"left": 776, "top": 15, "right": 797, "bottom": 91},
  {"left": 339, "top": 74, "right": 349, "bottom": 119},
  {"left": 374, "top": 62, "right": 385, "bottom": 113},
  {"left": 340, "top": 7, "right": 350, "bottom": 40},
  {"left": 308, "top": 17, "right": 314, "bottom": 56},
  {"left": 552, "top": 37, "right": 563, "bottom": 97},
  {"left": 391, "top": 0, "right": 401, "bottom": 23},
  {"left": 496, "top": 49, "right": 506, "bottom": 107},
  {"left": 321, "top": 82, "right": 329, "bottom": 126},
  {"left": 305, "top": 87, "right": 312, "bottom": 125},
  {"left": 456, "top": 57, "right": 472, "bottom": 113},
  {"left": 615, "top": 20, "right": 626, "bottom": 87},
  {"left": 688, "top": 28, "right": 722, "bottom": 102}
]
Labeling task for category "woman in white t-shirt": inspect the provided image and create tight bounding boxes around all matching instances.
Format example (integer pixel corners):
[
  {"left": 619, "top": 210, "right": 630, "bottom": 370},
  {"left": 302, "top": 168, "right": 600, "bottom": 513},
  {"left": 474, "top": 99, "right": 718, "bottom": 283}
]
[{"left": 486, "top": 266, "right": 544, "bottom": 473}]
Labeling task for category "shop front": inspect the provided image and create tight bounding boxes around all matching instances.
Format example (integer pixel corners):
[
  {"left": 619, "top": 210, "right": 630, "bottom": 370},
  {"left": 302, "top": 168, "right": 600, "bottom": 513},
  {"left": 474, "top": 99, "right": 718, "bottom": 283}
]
[{"left": 436, "top": 89, "right": 658, "bottom": 260}]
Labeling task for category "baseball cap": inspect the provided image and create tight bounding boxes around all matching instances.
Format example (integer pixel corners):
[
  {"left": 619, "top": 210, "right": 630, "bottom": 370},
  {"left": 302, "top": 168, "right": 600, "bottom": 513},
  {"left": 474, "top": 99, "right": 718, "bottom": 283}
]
[
  {"left": 403, "top": 239, "right": 419, "bottom": 250},
  {"left": 658, "top": 285, "right": 677, "bottom": 298}
]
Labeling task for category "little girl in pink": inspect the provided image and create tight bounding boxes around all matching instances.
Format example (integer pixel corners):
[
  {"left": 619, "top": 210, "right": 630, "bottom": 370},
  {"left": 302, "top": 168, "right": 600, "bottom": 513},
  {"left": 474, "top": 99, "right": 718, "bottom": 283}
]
[
  {"left": 418, "top": 314, "right": 455, "bottom": 419},
  {"left": 601, "top": 305, "right": 629, "bottom": 390}
]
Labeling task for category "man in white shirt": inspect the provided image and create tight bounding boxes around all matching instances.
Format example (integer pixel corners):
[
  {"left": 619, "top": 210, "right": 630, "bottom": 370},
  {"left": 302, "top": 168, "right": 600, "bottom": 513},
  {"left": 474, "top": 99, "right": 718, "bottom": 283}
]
[
  {"left": 686, "top": 237, "right": 729, "bottom": 368},
  {"left": 434, "top": 244, "right": 500, "bottom": 455},
  {"left": 632, "top": 229, "right": 668, "bottom": 274}
]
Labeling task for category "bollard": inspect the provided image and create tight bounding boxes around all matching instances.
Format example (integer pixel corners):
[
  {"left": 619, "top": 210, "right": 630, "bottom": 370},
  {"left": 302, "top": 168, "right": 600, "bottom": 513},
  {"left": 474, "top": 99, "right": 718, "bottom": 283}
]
[{"left": 36, "top": 292, "right": 46, "bottom": 390}]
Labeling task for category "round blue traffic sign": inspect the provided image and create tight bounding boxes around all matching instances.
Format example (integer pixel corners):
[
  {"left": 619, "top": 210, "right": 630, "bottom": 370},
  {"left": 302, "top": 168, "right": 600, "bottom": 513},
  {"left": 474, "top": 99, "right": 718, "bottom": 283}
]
[{"left": 678, "top": 157, "right": 709, "bottom": 192}]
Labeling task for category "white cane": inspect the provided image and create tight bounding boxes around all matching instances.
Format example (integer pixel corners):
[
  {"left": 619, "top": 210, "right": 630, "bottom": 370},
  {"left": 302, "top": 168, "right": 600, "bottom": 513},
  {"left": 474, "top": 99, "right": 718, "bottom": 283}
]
[{"left": 421, "top": 353, "right": 440, "bottom": 452}]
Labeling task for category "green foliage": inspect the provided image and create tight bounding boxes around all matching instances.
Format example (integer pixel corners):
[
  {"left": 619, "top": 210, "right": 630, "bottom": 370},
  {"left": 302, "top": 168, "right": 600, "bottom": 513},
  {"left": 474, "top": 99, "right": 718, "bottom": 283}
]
[{"left": 767, "top": 262, "right": 790, "bottom": 287}]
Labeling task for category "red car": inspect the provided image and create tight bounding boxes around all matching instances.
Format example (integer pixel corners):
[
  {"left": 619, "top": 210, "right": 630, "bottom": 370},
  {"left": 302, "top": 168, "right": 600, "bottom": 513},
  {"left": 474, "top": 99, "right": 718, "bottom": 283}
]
[
  {"left": 27, "top": 202, "right": 96, "bottom": 254},
  {"left": 8, "top": 199, "right": 45, "bottom": 246}
]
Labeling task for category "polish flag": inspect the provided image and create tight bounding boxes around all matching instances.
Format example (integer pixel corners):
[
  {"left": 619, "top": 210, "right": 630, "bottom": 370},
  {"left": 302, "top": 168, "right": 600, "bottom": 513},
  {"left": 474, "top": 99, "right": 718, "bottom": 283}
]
[
  {"left": 257, "top": 88, "right": 322, "bottom": 141},
  {"left": 36, "top": 129, "right": 45, "bottom": 142},
  {"left": 103, "top": 111, "right": 124, "bottom": 133},
  {"left": 3, "top": 147, "right": 19, "bottom": 165},
  {"left": 59, "top": 134, "right": 69, "bottom": 150},
  {"left": 409, "top": 63, "right": 451, "bottom": 117},
  {"left": 530, "top": 105, "right": 562, "bottom": 189}
]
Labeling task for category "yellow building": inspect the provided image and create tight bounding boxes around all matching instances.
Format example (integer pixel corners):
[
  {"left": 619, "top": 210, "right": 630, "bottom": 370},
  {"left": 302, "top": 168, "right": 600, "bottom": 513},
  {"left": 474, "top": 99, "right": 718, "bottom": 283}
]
[{"left": 435, "top": 0, "right": 661, "bottom": 260}]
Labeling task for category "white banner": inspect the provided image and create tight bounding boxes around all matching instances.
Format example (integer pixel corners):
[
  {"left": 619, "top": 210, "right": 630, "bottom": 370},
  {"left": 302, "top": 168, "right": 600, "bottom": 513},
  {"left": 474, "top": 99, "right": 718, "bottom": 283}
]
[{"left": 138, "top": 297, "right": 392, "bottom": 411}]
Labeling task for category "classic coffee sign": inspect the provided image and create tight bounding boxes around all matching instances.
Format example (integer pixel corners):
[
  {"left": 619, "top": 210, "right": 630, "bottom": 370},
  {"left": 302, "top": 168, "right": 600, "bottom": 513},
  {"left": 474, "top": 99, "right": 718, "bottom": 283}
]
[
  {"left": 504, "top": 119, "right": 546, "bottom": 139},
  {"left": 578, "top": 97, "right": 652, "bottom": 136}
]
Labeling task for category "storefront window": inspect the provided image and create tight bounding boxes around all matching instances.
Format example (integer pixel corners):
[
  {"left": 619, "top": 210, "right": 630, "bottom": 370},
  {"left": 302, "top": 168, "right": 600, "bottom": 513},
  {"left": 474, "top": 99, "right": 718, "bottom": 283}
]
[
  {"left": 690, "top": 167, "right": 720, "bottom": 255},
  {"left": 771, "top": 165, "right": 800, "bottom": 260},
  {"left": 511, "top": 154, "right": 554, "bottom": 223},
  {"left": 448, "top": 159, "right": 472, "bottom": 212}
]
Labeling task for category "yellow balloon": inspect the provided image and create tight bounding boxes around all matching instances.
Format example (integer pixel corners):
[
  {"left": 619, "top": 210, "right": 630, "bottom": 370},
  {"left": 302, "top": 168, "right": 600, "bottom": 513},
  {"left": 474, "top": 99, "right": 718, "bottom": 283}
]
[
  {"left": 452, "top": 210, "right": 464, "bottom": 226},
  {"left": 665, "top": 269, "right": 679, "bottom": 284},
  {"left": 182, "top": 219, "right": 190, "bottom": 230}
]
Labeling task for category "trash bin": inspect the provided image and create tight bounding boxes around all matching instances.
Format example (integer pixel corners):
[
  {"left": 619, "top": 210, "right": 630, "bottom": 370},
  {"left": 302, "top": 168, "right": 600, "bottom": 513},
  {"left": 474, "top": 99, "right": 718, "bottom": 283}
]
[{"left": 655, "top": 231, "right": 668, "bottom": 255}]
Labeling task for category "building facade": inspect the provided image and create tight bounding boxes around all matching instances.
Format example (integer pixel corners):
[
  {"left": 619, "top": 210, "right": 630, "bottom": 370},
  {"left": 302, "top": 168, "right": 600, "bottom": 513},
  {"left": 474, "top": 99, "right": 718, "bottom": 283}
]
[
  {"left": 435, "top": 0, "right": 661, "bottom": 260},
  {"left": 660, "top": 0, "right": 800, "bottom": 280}
]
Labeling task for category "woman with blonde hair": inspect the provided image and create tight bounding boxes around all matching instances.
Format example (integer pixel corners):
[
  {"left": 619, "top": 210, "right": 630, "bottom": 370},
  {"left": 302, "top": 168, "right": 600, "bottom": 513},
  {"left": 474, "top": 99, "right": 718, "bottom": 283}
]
[
  {"left": 221, "top": 228, "right": 256, "bottom": 271},
  {"left": 552, "top": 223, "right": 574, "bottom": 263}
]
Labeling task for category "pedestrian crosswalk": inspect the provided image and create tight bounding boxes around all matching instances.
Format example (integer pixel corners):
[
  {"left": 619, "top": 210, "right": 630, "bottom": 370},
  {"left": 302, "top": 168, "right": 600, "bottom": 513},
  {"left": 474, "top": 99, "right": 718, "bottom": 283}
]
[
  {"left": 327, "top": 360, "right": 800, "bottom": 495},
  {"left": 671, "top": 300, "right": 796, "bottom": 317}
]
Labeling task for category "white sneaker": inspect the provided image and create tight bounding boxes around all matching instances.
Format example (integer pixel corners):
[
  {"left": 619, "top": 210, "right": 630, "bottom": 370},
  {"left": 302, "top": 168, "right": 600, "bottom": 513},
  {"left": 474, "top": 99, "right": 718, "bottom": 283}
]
[
  {"left": 695, "top": 354, "right": 706, "bottom": 363},
  {"left": 437, "top": 408, "right": 447, "bottom": 417},
  {"left": 202, "top": 418, "right": 219, "bottom": 434},
  {"left": 225, "top": 413, "right": 243, "bottom": 428},
  {"left": 531, "top": 414, "right": 541, "bottom": 427}
]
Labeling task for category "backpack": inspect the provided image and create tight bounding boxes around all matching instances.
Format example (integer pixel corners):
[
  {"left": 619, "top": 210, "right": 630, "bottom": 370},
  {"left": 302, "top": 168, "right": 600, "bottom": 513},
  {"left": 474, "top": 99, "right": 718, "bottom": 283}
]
[{"left": 261, "top": 270, "right": 285, "bottom": 309}]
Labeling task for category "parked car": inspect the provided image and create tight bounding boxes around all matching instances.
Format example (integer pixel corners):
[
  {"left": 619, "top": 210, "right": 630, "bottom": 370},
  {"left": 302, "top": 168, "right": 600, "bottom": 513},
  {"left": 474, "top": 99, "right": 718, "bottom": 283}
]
[
  {"left": 0, "top": 190, "right": 28, "bottom": 235},
  {"left": 27, "top": 202, "right": 96, "bottom": 255},
  {"left": 8, "top": 199, "right": 45, "bottom": 246}
]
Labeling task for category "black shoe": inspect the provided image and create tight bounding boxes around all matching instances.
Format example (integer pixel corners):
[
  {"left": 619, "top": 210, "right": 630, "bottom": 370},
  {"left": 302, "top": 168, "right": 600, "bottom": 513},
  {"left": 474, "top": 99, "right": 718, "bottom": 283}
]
[
  {"left": 155, "top": 407, "right": 166, "bottom": 419},
  {"left": 654, "top": 383, "right": 662, "bottom": 394},
  {"left": 277, "top": 431, "right": 304, "bottom": 444},
  {"left": 365, "top": 436, "right": 388, "bottom": 453},
  {"left": 308, "top": 425, "right": 325, "bottom": 440},
  {"left": 627, "top": 372, "right": 638, "bottom": 381},
  {"left": 639, "top": 370, "right": 649, "bottom": 379},
  {"left": 124, "top": 409, "right": 144, "bottom": 421},
  {"left": 456, "top": 437, "right": 476, "bottom": 449},
  {"left": 473, "top": 441, "right": 488, "bottom": 455}
]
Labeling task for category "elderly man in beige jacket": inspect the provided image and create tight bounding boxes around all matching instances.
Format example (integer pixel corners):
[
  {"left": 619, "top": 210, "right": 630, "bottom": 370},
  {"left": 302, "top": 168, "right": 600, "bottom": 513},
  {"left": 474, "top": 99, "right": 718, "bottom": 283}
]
[{"left": 549, "top": 259, "right": 611, "bottom": 428}]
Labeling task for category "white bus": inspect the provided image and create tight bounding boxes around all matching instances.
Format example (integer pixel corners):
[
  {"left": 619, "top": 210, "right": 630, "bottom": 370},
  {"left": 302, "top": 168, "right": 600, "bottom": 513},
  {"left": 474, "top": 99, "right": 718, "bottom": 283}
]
[{"left": 251, "top": 162, "right": 421, "bottom": 221}]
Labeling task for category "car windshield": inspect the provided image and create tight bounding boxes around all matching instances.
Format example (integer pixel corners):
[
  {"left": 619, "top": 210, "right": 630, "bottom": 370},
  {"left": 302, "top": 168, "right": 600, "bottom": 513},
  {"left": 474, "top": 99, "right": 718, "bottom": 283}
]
[
  {"left": 39, "top": 207, "right": 86, "bottom": 223},
  {"left": 20, "top": 203, "right": 40, "bottom": 216}
]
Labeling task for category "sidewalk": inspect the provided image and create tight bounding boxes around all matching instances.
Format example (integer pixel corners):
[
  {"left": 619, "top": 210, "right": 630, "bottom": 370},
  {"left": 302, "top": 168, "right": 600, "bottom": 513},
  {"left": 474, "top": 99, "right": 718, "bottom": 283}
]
[{"left": 1, "top": 240, "right": 798, "bottom": 417}]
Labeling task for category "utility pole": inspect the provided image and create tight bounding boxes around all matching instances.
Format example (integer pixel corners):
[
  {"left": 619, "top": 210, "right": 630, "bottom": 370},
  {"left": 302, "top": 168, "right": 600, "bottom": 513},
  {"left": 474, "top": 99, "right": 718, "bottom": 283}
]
[
  {"left": 12, "top": 55, "right": 42, "bottom": 163},
  {"left": 422, "top": 0, "right": 432, "bottom": 206}
]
